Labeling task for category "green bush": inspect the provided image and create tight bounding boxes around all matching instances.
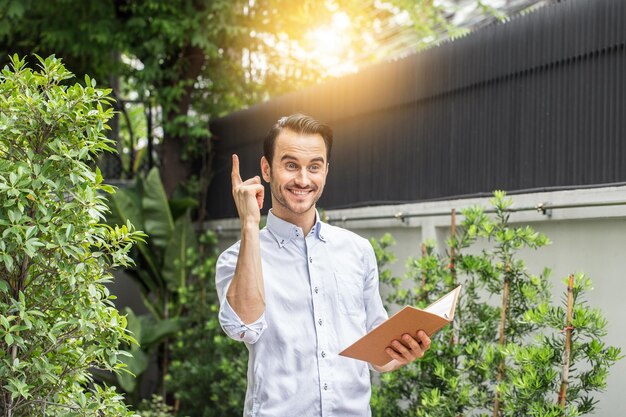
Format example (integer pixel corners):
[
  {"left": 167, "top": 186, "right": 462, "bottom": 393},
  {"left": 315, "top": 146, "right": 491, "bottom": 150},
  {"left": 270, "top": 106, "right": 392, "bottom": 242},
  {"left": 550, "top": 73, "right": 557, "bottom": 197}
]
[
  {"left": 166, "top": 230, "right": 248, "bottom": 417},
  {"left": 107, "top": 168, "right": 247, "bottom": 415},
  {"left": 371, "top": 192, "right": 622, "bottom": 417},
  {"left": 137, "top": 395, "right": 176, "bottom": 417},
  {"left": 0, "top": 55, "right": 143, "bottom": 416}
]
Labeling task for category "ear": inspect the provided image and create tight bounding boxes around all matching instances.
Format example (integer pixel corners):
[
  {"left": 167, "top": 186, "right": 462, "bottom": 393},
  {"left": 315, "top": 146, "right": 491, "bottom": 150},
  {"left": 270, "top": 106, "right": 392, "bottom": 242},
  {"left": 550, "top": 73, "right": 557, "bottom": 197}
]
[{"left": 261, "top": 156, "right": 271, "bottom": 182}]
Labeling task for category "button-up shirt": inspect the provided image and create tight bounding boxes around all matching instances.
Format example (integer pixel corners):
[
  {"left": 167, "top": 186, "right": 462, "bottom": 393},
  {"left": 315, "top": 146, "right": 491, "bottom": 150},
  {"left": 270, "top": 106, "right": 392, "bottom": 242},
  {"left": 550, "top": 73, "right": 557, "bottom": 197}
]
[{"left": 216, "top": 210, "right": 388, "bottom": 417}]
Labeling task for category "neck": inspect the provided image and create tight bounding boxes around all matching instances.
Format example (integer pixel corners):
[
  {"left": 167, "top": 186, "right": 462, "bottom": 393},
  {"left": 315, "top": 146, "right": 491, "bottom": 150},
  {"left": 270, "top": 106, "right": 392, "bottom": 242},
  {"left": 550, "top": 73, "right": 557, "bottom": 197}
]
[{"left": 271, "top": 206, "right": 317, "bottom": 235}]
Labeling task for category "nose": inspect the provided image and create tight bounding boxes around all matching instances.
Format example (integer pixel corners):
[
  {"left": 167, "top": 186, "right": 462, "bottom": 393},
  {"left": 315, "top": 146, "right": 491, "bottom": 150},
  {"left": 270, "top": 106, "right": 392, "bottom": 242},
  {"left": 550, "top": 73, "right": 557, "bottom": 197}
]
[{"left": 294, "top": 168, "right": 310, "bottom": 186}]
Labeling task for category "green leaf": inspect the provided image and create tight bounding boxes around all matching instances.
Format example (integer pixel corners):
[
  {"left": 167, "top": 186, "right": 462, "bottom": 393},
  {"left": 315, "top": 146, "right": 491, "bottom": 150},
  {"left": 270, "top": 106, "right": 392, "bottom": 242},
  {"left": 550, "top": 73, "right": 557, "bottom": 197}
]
[
  {"left": 118, "top": 349, "right": 149, "bottom": 393},
  {"left": 169, "top": 197, "right": 198, "bottom": 220},
  {"left": 124, "top": 308, "right": 142, "bottom": 343},
  {"left": 2, "top": 253, "right": 14, "bottom": 272},
  {"left": 142, "top": 168, "right": 174, "bottom": 249},
  {"left": 141, "top": 317, "right": 181, "bottom": 347},
  {"left": 107, "top": 187, "right": 144, "bottom": 230},
  {"left": 162, "top": 211, "right": 197, "bottom": 291}
]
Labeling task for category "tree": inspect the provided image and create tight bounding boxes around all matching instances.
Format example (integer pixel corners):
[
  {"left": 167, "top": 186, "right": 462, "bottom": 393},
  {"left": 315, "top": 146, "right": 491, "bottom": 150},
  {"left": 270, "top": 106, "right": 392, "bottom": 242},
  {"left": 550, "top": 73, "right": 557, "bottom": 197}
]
[
  {"left": 0, "top": 55, "right": 144, "bottom": 416},
  {"left": 0, "top": 0, "right": 495, "bottom": 198}
]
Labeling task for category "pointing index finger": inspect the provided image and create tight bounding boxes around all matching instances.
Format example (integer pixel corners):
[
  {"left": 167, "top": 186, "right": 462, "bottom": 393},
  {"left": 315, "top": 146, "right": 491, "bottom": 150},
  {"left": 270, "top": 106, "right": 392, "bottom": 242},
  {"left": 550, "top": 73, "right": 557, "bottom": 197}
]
[{"left": 231, "top": 154, "right": 242, "bottom": 186}]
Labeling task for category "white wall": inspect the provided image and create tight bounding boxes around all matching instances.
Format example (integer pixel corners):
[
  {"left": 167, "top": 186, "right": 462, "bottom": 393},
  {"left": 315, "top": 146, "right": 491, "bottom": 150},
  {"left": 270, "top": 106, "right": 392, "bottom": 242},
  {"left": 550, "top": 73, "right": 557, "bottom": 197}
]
[{"left": 209, "top": 185, "right": 626, "bottom": 416}]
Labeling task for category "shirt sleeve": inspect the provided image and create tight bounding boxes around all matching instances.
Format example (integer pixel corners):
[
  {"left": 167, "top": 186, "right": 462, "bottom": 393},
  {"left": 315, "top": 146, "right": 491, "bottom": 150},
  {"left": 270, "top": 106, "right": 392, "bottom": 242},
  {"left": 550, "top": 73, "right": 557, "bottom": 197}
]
[
  {"left": 362, "top": 240, "right": 389, "bottom": 334},
  {"left": 215, "top": 242, "right": 267, "bottom": 344},
  {"left": 361, "top": 239, "right": 390, "bottom": 372}
]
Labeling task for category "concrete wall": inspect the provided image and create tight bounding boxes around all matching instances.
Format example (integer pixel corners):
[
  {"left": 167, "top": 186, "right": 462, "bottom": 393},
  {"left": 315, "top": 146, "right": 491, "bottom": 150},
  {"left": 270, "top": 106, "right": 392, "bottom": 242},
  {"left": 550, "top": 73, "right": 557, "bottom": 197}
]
[{"left": 209, "top": 185, "right": 626, "bottom": 416}]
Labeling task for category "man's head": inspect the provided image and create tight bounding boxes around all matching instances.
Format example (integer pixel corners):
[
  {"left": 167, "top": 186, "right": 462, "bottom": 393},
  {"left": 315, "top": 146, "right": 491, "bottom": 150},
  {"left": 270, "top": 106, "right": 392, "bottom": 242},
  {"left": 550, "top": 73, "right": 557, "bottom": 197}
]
[
  {"left": 263, "top": 114, "right": 333, "bottom": 167},
  {"left": 261, "top": 114, "right": 333, "bottom": 224}
]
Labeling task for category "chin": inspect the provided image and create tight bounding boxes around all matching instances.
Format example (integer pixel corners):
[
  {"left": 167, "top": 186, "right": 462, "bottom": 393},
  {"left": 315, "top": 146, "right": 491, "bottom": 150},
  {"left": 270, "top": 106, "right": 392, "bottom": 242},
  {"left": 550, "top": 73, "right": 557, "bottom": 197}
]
[{"left": 287, "top": 203, "right": 315, "bottom": 214}]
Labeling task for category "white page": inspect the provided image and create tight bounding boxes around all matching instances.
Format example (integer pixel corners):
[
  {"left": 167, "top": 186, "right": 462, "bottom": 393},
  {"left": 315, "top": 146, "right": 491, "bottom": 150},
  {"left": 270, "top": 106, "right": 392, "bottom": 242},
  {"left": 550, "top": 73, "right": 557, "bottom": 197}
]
[{"left": 424, "top": 287, "right": 460, "bottom": 319}]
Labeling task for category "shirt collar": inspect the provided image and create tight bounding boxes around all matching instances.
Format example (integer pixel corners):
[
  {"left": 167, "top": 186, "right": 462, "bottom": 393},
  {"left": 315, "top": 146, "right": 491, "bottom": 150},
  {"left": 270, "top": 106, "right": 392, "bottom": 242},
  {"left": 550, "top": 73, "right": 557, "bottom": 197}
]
[{"left": 266, "top": 209, "right": 328, "bottom": 247}]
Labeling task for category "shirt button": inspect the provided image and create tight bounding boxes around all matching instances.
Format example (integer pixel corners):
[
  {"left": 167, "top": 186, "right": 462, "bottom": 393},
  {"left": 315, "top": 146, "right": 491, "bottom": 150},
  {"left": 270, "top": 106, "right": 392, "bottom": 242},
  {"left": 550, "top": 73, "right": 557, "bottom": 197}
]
[
  {"left": 309, "top": 256, "right": 313, "bottom": 263},
  {"left": 323, "top": 383, "right": 328, "bottom": 390},
  {"left": 318, "top": 319, "right": 323, "bottom": 326},
  {"left": 321, "top": 351, "right": 326, "bottom": 358},
  {"left": 314, "top": 287, "right": 319, "bottom": 294}
]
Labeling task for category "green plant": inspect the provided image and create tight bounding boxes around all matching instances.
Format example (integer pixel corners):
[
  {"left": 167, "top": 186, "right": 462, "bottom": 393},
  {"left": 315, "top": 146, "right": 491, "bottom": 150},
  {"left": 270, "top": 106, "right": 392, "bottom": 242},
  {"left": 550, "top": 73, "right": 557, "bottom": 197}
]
[
  {"left": 103, "top": 167, "right": 197, "bottom": 403},
  {"left": 137, "top": 395, "right": 176, "bottom": 417},
  {"left": 501, "top": 273, "right": 622, "bottom": 416},
  {"left": 0, "top": 55, "right": 143, "bottom": 416},
  {"left": 371, "top": 191, "right": 622, "bottom": 416},
  {"left": 166, "top": 230, "right": 247, "bottom": 417},
  {"left": 106, "top": 168, "right": 247, "bottom": 415}
]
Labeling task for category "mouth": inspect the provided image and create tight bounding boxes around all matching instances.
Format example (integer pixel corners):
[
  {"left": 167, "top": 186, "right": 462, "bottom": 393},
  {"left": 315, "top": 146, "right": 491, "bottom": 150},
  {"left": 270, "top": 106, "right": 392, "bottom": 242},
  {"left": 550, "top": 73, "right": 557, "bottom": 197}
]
[{"left": 287, "top": 188, "right": 314, "bottom": 197}]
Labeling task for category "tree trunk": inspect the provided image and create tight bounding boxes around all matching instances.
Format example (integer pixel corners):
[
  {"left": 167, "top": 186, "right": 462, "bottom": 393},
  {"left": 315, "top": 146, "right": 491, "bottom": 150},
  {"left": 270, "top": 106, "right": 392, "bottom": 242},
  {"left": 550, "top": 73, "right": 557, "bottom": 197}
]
[{"left": 160, "top": 44, "right": 206, "bottom": 196}]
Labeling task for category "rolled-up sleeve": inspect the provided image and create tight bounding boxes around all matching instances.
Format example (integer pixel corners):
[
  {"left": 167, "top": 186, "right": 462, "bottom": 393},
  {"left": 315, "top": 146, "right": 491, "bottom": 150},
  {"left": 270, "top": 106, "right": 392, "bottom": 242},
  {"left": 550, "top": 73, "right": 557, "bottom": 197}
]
[{"left": 215, "top": 242, "right": 267, "bottom": 344}]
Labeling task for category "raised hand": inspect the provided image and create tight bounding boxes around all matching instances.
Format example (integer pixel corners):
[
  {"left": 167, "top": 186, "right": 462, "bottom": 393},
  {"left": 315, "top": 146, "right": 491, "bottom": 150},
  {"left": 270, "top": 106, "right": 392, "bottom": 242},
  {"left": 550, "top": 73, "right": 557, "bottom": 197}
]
[
  {"left": 231, "top": 154, "right": 265, "bottom": 225},
  {"left": 227, "top": 154, "right": 266, "bottom": 324}
]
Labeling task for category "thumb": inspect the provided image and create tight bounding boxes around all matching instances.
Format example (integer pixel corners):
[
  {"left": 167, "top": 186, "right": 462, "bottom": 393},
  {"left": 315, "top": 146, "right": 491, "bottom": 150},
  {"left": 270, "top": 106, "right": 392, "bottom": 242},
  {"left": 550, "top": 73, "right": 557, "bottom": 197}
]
[{"left": 256, "top": 185, "right": 264, "bottom": 210}]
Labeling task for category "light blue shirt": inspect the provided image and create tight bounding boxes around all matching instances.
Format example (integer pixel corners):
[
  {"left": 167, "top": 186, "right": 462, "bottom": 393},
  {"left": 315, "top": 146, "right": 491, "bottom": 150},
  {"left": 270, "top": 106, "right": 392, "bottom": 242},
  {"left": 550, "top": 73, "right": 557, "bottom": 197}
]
[{"left": 216, "top": 210, "right": 389, "bottom": 417}]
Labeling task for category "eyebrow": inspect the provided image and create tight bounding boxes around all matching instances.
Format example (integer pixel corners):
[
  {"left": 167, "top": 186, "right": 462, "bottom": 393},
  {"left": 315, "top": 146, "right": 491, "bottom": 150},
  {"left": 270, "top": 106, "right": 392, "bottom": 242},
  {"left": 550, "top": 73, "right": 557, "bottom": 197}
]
[{"left": 280, "top": 155, "right": 326, "bottom": 164}]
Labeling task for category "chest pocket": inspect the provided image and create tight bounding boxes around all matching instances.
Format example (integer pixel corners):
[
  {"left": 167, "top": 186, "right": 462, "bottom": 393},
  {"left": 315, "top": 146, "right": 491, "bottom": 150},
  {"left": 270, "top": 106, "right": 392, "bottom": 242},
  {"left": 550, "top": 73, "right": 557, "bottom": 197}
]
[{"left": 334, "top": 271, "right": 364, "bottom": 315}]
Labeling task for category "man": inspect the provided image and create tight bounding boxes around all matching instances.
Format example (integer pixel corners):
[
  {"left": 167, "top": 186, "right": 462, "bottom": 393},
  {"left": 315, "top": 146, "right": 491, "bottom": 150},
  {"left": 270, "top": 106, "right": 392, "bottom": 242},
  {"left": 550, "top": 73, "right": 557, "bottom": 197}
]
[{"left": 216, "top": 114, "right": 431, "bottom": 417}]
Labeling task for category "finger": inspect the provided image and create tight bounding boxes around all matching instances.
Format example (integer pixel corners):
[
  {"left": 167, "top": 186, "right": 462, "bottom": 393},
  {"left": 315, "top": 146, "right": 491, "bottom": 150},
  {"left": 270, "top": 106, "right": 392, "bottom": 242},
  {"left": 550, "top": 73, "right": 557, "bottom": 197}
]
[
  {"left": 240, "top": 175, "right": 261, "bottom": 186},
  {"left": 390, "top": 339, "right": 412, "bottom": 358},
  {"left": 385, "top": 346, "right": 407, "bottom": 364},
  {"left": 234, "top": 184, "right": 265, "bottom": 198},
  {"left": 231, "top": 154, "right": 242, "bottom": 187},
  {"left": 416, "top": 331, "right": 431, "bottom": 351},
  {"left": 256, "top": 185, "right": 264, "bottom": 210},
  {"left": 402, "top": 334, "right": 423, "bottom": 352}
]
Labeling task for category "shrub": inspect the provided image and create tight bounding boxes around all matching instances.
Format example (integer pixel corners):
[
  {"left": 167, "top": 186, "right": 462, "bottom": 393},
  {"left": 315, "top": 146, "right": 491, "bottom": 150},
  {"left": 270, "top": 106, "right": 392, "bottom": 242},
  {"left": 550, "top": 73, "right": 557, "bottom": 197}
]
[
  {"left": 107, "top": 168, "right": 247, "bottom": 415},
  {"left": 371, "top": 191, "right": 622, "bottom": 416},
  {"left": 0, "top": 55, "right": 143, "bottom": 416}
]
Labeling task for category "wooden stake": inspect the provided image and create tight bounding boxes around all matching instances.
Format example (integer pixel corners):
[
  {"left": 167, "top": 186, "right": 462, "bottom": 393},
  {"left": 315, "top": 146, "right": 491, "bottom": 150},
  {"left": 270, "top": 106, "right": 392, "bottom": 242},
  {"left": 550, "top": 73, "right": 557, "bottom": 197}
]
[
  {"left": 450, "top": 208, "right": 457, "bottom": 280},
  {"left": 493, "top": 273, "right": 511, "bottom": 417},
  {"left": 449, "top": 209, "right": 459, "bottom": 348},
  {"left": 420, "top": 242, "right": 427, "bottom": 290},
  {"left": 558, "top": 274, "right": 575, "bottom": 408}
]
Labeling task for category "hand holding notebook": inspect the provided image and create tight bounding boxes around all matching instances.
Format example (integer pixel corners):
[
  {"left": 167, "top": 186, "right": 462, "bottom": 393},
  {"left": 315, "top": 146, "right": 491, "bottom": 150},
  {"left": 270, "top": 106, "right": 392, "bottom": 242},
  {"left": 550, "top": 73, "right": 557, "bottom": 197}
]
[{"left": 339, "top": 285, "right": 462, "bottom": 367}]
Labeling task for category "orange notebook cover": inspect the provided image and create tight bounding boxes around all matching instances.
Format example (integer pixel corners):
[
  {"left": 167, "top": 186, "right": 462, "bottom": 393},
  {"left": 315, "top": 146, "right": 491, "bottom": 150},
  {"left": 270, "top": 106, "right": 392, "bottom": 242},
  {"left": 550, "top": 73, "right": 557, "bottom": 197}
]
[{"left": 339, "top": 285, "right": 462, "bottom": 367}]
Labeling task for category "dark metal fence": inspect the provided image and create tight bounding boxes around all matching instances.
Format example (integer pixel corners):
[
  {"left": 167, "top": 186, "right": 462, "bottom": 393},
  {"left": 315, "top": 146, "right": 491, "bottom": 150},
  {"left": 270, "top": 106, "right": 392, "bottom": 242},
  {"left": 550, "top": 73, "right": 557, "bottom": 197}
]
[{"left": 207, "top": 0, "right": 626, "bottom": 220}]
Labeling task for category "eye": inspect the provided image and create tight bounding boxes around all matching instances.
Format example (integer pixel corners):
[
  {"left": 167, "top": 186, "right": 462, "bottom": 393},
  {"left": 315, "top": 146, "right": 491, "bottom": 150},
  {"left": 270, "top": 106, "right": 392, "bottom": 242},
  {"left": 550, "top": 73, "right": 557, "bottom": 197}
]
[
  {"left": 308, "top": 164, "right": 321, "bottom": 172},
  {"left": 286, "top": 162, "right": 297, "bottom": 170}
]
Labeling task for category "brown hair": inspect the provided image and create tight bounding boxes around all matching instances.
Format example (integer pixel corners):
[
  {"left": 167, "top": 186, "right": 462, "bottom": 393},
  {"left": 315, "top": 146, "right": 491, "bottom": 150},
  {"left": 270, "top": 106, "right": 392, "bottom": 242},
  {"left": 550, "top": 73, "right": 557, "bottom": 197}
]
[{"left": 263, "top": 113, "right": 333, "bottom": 165}]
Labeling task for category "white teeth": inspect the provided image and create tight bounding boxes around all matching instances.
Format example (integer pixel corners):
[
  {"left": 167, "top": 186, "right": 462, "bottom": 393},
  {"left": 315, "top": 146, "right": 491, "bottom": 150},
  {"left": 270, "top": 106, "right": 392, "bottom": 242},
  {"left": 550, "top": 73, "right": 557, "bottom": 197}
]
[{"left": 290, "top": 189, "right": 309, "bottom": 195}]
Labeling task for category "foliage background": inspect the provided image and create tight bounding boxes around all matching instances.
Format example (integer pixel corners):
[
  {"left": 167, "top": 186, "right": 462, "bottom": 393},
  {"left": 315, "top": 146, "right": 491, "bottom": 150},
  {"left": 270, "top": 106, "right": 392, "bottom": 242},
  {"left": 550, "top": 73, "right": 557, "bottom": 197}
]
[
  {"left": 0, "top": 0, "right": 513, "bottom": 195},
  {"left": 0, "top": 2, "right": 563, "bottom": 415}
]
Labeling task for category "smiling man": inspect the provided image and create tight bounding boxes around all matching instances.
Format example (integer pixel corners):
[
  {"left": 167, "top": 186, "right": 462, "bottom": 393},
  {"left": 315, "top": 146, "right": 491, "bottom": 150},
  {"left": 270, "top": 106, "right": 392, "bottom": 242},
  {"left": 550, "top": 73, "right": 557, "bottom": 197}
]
[{"left": 215, "top": 114, "right": 431, "bottom": 417}]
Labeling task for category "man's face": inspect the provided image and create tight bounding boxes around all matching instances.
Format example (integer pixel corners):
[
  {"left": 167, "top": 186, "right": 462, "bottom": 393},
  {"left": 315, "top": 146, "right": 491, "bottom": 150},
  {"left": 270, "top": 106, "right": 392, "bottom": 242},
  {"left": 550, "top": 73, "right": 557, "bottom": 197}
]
[{"left": 261, "top": 129, "right": 328, "bottom": 222}]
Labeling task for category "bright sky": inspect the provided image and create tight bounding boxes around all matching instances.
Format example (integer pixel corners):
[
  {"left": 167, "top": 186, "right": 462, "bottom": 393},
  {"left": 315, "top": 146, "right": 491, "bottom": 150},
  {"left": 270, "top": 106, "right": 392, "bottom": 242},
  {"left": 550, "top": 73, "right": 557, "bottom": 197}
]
[
  {"left": 302, "top": 11, "right": 358, "bottom": 77},
  {"left": 272, "top": 0, "right": 544, "bottom": 79}
]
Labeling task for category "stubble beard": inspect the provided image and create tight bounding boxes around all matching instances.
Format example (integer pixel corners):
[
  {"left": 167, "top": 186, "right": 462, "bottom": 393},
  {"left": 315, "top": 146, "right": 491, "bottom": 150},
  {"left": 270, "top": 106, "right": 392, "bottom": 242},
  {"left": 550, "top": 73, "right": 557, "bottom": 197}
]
[{"left": 270, "top": 180, "right": 323, "bottom": 217}]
